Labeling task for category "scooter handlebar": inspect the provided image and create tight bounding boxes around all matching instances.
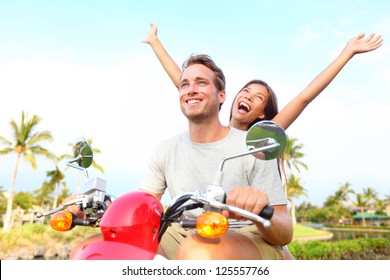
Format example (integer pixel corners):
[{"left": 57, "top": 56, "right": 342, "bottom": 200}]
[{"left": 221, "top": 193, "right": 274, "bottom": 220}]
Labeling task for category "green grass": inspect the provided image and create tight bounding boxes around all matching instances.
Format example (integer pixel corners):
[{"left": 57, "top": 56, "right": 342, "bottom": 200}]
[
  {"left": 2, "top": 223, "right": 389, "bottom": 260},
  {"left": 292, "top": 224, "right": 331, "bottom": 239},
  {"left": 0, "top": 224, "right": 100, "bottom": 254},
  {"left": 0, "top": 223, "right": 329, "bottom": 254}
]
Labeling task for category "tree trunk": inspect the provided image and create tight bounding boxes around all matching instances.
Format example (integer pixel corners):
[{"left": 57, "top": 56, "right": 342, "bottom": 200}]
[
  {"left": 52, "top": 182, "right": 60, "bottom": 209},
  {"left": 290, "top": 200, "right": 297, "bottom": 225},
  {"left": 3, "top": 153, "right": 21, "bottom": 232},
  {"left": 360, "top": 208, "right": 366, "bottom": 227}
]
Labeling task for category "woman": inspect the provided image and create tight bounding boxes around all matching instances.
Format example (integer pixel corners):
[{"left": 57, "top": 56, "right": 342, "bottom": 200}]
[
  {"left": 143, "top": 23, "right": 382, "bottom": 132},
  {"left": 143, "top": 23, "right": 382, "bottom": 259}
]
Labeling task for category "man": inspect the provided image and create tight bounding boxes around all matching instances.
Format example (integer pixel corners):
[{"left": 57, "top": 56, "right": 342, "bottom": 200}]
[{"left": 139, "top": 54, "right": 293, "bottom": 259}]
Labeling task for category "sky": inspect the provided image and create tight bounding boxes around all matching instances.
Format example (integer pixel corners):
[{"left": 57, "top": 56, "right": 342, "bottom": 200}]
[{"left": 1, "top": 0, "right": 390, "bottom": 207}]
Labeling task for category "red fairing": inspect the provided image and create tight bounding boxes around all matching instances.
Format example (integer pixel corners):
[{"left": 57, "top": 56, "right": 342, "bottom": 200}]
[
  {"left": 99, "top": 191, "right": 163, "bottom": 254},
  {"left": 73, "top": 241, "right": 156, "bottom": 260}
]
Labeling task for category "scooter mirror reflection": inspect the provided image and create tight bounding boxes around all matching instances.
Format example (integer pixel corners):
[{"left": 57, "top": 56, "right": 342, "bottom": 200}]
[
  {"left": 246, "top": 121, "right": 287, "bottom": 160},
  {"left": 72, "top": 138, "right": 93, "bottom": 168}
]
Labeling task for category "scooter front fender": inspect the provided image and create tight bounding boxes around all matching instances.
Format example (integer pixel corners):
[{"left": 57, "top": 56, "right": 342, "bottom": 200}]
[{"left": 73, "top": 240, "right": 156, "bottom": 260}]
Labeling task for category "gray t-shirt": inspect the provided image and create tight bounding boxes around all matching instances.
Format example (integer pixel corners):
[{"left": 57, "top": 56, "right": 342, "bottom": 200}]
[{"left": 140, "top": 127, "right": 287, "bottom": 206}]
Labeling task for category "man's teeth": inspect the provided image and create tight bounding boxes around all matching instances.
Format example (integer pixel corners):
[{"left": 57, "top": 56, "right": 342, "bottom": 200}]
[{"left": 188, "top": 100, "right": 200, "bottom": 104}]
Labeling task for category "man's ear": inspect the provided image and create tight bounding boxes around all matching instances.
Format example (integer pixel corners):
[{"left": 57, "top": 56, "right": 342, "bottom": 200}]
[{"left": 219, "top": 90, "right": 226, "bottom": 104}]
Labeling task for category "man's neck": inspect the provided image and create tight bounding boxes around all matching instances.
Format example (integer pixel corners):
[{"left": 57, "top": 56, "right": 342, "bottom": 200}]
[{"left": 188, "top": 119, "right": 230, "bottom": 143}]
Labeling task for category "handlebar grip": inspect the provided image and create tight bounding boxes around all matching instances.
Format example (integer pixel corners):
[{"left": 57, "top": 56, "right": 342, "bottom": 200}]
[
  {"left": 73, "top": 217, "right": 88, "bottom": 226},
  {"left": 259, "top": 205, "right": 274, "bottom": 220},
  {"left": 180, "top": 219, "right": 197, "bottom": 228}
]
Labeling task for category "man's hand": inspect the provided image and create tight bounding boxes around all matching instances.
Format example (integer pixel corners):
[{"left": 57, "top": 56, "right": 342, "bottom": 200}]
[
  {"left": 224, "top": 186, "right": 270, "bottom": 220},
  {"left": 60, "top": 194, "right": 85, "bottom": 219}
]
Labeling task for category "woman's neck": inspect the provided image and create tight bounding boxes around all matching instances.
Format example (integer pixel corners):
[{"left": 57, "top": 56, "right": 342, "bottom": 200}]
[{"left": 229, "top": 119, "right": 248, "bottom": 131}]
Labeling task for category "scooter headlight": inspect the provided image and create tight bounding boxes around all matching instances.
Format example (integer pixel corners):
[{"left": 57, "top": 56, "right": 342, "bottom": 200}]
[
  {"left": 196, "top": 211, "right": 228, "bottom": 238},
  {"left": 49, "top": 210, "right": 74, "bottom": 231}
]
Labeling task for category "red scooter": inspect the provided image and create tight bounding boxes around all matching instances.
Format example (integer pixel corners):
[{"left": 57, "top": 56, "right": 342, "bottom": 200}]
[{"left": 36, "top": 120, "right": 287, "bottom": 260}]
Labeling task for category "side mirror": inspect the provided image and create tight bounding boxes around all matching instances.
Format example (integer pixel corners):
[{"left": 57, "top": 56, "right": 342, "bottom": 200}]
[
  {"left": 246, "top": 120, "right": 287, "bottom": 160},
  {"left": 67, "top": 138, "right": 93, "bottom": 178},
  {"left": 72, "top": 138, "right": 93, "bottom": 168},
  {"left": 211, "top": 120, "right": 287, "bottom": 187}
]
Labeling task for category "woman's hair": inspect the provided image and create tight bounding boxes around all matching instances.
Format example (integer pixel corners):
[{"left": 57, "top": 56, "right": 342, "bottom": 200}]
[
  {"left": 230, "top": 79, "right": 285, "bottom": 183},
  {"left": 229, "top": 79, "right": 279, "bottom": 130}
]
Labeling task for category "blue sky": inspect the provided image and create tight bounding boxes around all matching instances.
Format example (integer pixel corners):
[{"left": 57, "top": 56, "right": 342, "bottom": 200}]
[{"left": 1, "top": 0, "right": 389, "bottom": 206}]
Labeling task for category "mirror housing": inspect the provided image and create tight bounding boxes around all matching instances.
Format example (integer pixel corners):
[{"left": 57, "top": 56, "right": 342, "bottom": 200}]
[{"left": 246, "top": 120, "right": 287, "bottom": 160}]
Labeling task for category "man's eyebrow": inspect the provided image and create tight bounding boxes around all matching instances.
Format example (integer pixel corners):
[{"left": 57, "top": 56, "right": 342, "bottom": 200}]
[{"left": 194, "top": 76, "right": 209, "bottom": 82}]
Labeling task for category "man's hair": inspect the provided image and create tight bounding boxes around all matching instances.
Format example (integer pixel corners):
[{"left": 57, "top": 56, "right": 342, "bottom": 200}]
[{"left": 181, "top": 54, "right": 226, "bottom": 91}]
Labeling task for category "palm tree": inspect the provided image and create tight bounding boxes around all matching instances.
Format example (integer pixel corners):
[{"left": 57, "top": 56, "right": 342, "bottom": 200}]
[
  {"left": 337, "top": 182, "right": 355, "bottom": 208},
  {"left": 33, "top": 182, "right": 54, "bottom": 209},
  {"left": 0, "top": 186, "right": 7, "bottom": 215},
  {"left": 45, "top": 166, "right": 66, "bottom": 209},
  {"left": 57, "top": 185, "right": 72, "bottom": 206},
  {"left": 286, "top": 174, "right": 307, "bottom": 225},
  {"left": 353, "top": 193, "right": 369, "bottom": 226},
  {"left": 363, "top": 187, "right": 378, "bottom": 207},
  {"left": 0, "top": 111, "right": 56, "bottom": 232},
  {"left": 281, "top": 136, "right": 308, "bottom": 198}
]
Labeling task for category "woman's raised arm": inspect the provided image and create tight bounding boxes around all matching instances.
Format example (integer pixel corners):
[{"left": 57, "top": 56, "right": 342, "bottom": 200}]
[
  {"left": 143, "top": 23, "right": 182, "bottom": 88},
  {"left": 273, "top": 33, "right": 383, "bottom": 130}
]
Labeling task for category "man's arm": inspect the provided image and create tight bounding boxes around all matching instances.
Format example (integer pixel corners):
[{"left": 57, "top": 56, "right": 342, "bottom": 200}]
[
  {"left": 226, "top": 186, "right": 293, "bottom": 246},
  {"left": 139, "top": 188, "right": 163, "bottom": 201}
]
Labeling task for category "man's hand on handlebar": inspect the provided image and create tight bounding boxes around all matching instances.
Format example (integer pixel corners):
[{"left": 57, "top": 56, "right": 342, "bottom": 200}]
[
  {"left": 60, "top": 194, "right": 86, "bottom": 219},
  {"left": 224, "top": 186, "right": 270, "bottom": 220}
]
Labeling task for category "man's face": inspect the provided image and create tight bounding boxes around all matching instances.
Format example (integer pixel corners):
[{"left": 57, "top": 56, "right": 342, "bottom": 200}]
[{"left": 178, "top": 64, "right": 225, "bottom": 123}]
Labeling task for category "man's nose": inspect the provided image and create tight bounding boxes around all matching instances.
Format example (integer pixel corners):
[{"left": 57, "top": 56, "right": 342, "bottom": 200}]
[{"left": 187, "top": 83, "right": 197, "bottom": 95}]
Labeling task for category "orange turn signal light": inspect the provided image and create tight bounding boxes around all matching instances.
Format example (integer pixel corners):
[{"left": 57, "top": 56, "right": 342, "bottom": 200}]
[
  {"left": 196, "top": 211, "right": 229, "bottom": 238},
  {"left": 49, "top": 211, "right": 74, "bottom": 231}
]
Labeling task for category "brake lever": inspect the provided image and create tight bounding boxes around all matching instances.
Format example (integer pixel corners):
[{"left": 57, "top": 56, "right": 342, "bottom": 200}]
[{"left": 35, "top": 196, "right": 86, "bottom": 218}]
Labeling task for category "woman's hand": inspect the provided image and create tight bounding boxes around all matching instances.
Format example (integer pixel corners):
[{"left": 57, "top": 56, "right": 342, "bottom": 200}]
[
  {"left": 142, "top": 23, "right": 158, "bottom": 45},
  {"left": 346, "top": 33, "right": 383, "bottom": 55}
]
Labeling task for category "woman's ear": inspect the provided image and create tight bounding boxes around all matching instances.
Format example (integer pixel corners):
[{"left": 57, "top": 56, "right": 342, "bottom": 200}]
[{"left": 257, "top": 111, "right": 266, "bottom": 119}]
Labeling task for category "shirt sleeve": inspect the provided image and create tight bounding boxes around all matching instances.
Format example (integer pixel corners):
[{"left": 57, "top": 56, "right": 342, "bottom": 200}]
[{"left": 139, "top": 143, "right": 167, "bottom": 195}]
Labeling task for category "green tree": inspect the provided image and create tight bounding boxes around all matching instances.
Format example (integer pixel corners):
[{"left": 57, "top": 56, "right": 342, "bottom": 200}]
[
  {"left": 337, "top": 182, "right": 355, "bottom": 208},
  {"left": 286, "top": 174, "right": 307, "bottom": 225},
  {"left": 13, "top": 191, "right": 35, "bottom": 210},
  {"left": 0, "top": 186, "right": 7, "bottom": 219},
  {"left": 353, "top": 193, "right": 369, "bottom": 226},
  {"left": 323, "top": 194, "right": 342, "bottom": 207},
  {"left": 57, "top": 185, "right": 72, "bottom": 206},
  {"left": 44, "top": 166, "right": 66, "bottom": 209},
  {"left": 281, "top": 136, "right": 308, "bottom": 199},
  {"left": 363, "top": 187, "right": 378, "bottom": 207},
  {"left": 0, "top": 111, "right": 56, "bottom": 232},
  {"left": 33, "top": 181, "right": 54, "bottom": 209}
]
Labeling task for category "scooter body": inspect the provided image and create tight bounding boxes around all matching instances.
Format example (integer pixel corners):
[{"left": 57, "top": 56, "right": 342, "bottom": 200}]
[{"left": 37, "top": 121, "right": 287, "bottom": 260}]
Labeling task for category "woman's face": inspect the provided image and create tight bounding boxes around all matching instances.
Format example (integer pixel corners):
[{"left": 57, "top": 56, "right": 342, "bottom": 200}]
[{"left": 231, "top": 83, "right": 269, "bottom": 125}]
